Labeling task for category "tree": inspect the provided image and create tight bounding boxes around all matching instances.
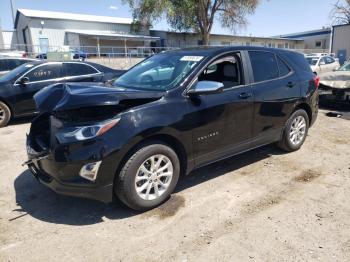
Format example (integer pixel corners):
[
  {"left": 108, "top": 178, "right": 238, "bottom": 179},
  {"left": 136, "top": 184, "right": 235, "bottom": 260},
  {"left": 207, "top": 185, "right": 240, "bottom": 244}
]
[
  {"left": 124, "top": 0, "right": 260, "bottom": 45},
  {"left": 330, "top": 0, "right": 350, "bottom": 25}
]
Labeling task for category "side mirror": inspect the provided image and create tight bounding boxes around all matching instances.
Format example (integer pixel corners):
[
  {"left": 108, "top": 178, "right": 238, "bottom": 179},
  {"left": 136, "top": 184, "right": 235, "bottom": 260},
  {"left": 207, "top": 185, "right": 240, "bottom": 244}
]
[
  {"left": 19, "top": 77, "right": 30, "bottom": 85},
  {"left": 187, "top": 81, "right": 224, "bottom": 96}
]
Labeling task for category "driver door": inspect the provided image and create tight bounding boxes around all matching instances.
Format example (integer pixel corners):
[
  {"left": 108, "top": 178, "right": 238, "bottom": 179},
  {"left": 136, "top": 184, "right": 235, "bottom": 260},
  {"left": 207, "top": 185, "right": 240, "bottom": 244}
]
[{"left": 185, "top": 53, "right": 254, "bottom": 167}]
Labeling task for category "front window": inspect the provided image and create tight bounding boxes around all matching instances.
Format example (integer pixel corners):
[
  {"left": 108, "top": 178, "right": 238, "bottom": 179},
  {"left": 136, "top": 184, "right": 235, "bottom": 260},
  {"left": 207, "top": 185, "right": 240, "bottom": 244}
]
[
  {"left": 114, "top": 53, "right": 203, "bottom": 91},
  {"left": 306, "top": 57, "right": 319, "bottom": 66},
  {"left": 0, "top": 63, "right": 35, "bottom": 82}
]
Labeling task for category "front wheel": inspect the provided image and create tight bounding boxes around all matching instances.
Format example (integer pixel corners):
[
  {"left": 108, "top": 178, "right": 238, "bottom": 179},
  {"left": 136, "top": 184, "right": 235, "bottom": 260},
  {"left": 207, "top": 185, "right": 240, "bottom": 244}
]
[
  {"left": 0, "top": 102, "right": 11, "bottom": 128},
  {"left": 115, "top": 142, "right": 180, "bottom": 211},
  {"left": 278, "top": 109, "right": 309, "bottom": 152}
]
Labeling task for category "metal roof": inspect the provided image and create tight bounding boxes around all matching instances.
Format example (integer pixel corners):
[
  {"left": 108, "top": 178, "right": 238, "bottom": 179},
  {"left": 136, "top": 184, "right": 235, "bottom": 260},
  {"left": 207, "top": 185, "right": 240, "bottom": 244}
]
[
  {"left": 66, "top": 30, "right": 160, "bottom": 41},
  {"left": 16, "top": 9, "right": 133, "bottom": 25}
]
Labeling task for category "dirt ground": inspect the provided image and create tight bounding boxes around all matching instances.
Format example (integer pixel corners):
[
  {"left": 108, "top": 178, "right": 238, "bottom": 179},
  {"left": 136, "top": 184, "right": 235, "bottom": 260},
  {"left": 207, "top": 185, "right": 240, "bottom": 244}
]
[{"left": 0, "top": 109, "right": 349, "bottom": 262}]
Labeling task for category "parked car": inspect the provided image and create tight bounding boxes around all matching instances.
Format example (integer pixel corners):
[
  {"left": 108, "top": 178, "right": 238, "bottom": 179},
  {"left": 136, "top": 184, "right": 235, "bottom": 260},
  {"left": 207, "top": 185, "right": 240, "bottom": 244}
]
[
  {"left": 306, "top": 55, "right": 340, "bottom": 75},
  {"left": 0, "top": 57, "right": 39, "bottom": 77},
  {"left": 0, "top": 50, "right": 28, "bottom": 58},
  {"left": 25, "top": 47, "right": 319, "bottom": 211},
  {"left": 36, "top": 49, "right": 87, "bottom": 60},
  {"left": 0, "top": 61, "right": 124, "bottom": 127},
  {"left": 318, "top": 61, "right": 350, "bottom": 104}
]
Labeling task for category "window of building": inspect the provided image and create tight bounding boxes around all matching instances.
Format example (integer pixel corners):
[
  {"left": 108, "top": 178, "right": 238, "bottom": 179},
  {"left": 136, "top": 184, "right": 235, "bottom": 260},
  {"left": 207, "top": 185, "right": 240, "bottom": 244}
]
[
  {"left": 284, "top": 43, "right": 289, "bottom": 49},
  {"left": 277, "top": 44, "right": 284, "bottom": 49},
  {"left": 248, "top": 51, "right": 279, "bottom": 82},
  {"left": 315, "top": 41, "right": 322, "bottom": 47}
]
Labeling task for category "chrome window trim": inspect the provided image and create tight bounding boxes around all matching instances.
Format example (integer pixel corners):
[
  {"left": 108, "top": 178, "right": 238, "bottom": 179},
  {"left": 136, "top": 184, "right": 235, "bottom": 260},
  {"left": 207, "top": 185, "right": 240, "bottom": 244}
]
[
  {"left": 63, "top": 61, "right": 102, "bottom": 76},
  {"left": 14, "top": 61, "right": 102, "bottom": 85}
]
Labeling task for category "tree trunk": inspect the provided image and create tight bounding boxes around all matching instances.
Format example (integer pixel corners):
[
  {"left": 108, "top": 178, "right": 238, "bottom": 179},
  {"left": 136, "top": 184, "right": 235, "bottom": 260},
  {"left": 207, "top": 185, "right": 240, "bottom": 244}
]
[{"left": 201, "top": 31, "right": 210, "bottom": 46}]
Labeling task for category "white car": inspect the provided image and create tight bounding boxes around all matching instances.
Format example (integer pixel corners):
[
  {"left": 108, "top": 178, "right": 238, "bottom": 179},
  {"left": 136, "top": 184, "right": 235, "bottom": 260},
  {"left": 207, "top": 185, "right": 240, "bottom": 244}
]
[{"left": 306, "top": 56, "right": 340, "bottom": 75}]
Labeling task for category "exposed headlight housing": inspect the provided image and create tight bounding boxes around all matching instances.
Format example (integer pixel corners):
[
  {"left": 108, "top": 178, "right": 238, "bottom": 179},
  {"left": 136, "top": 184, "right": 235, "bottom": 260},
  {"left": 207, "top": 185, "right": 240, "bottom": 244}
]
[{"left": 56, "top": 117, "right": 120, "bottom": 143}]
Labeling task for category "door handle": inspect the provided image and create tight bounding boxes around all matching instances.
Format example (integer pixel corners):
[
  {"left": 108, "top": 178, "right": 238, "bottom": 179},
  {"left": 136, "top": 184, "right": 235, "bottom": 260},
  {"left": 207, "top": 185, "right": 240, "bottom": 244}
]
[
  {"left": 239, "top": 92, "right": 252, "bottom": 99},
  {"left": 286, "top": 82, "right": 295, "bottom": 88}
]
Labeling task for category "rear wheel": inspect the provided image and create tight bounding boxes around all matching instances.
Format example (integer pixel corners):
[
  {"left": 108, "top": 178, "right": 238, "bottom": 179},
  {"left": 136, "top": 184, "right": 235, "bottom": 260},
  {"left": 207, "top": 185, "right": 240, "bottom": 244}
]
[
  {"left": 278, "top": 109, "right": 309, "bottom": 152},
  {"left": 115, "top": 142, "right": 180, "bottom": 211},
  {"left": 0, "top": 102, "right": 11, "bottom": 128}
]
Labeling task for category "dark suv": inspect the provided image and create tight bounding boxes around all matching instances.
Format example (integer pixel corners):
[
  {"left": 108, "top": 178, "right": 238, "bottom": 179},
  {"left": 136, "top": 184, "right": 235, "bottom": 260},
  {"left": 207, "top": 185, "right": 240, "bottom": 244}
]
[{"left": 26, "top": 47, "right": 319, "bottom": 211}]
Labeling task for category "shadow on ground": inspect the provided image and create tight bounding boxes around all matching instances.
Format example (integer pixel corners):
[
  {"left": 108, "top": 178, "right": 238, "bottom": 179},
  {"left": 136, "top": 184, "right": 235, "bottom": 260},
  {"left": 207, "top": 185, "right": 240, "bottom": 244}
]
[{"left": 14, "top": 144, "right": 281, "bottom": 226}]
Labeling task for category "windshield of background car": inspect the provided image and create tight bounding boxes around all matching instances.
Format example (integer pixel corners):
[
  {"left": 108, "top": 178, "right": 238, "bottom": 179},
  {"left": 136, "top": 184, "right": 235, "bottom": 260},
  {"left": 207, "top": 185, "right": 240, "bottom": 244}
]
[
  {"left": 338, "top": 62, "right": 350, "bottom": 71},
  {"left": 306, "top": 57, "right": 319, "bottom": 66},
  {"left": 0, "top": 63, "right": 35, "bottom": 82},
  {"left": 113, "top": 53, "right": 204, "bottom": 91}
]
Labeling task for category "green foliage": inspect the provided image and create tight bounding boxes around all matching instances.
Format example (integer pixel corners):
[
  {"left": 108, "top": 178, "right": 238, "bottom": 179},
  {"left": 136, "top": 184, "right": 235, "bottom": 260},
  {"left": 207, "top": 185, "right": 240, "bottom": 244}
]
[{"left": 123, "top": 0, "right": 260, "bottom": 44}]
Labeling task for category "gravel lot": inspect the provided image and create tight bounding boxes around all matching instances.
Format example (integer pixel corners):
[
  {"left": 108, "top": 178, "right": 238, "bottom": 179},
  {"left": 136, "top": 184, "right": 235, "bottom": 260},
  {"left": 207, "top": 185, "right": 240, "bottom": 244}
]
[{"left": 0, "top": 109, "right": 349, "bottom": 262}]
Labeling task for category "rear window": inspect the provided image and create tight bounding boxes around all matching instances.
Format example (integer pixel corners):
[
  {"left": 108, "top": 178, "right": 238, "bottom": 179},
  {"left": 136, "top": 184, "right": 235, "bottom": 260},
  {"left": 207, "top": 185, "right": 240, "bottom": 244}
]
[
  {"left": 249, "top": 51, "right": 279, "bottom": 82},
  {"left": 7, "top": 59, "right": 26, "bottom": 70},
  {"left": 277, "top": 56, "right": 291, "bottom": 77},
  {"left": 288, "top": 53, "right": 312, "bottom": 73},
  {"left": 0, "top": 60, "right": 8, "bottom": 71},
  {"left": 64, "top": 63, "right": 98, "bottom": 77}
]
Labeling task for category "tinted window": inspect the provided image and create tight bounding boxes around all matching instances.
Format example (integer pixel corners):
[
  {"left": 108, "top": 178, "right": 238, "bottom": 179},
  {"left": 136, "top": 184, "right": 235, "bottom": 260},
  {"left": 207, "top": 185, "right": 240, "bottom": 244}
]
[
  {"left": 26, "top": 64, "right": 62, "bottom": 82},
  {"left": 0, "top": 59, "right": 8, "bottom": 71},
  {"left": 64, "top": 63, "right": 98, "bottom": 77},
  {"left": 288, "top": 53, "right": 312, "bottom": 73},
  {"left": 277, "top": 57, "right": 291, "bottom": 77},
  {"left": 249, "top": 51, "right": 279, "bottom": 82},
  {"left": 7, "top": 59, "right": 26, "bottom": 70},
  {"left": 325, "top": 57, "right": 335, "bottom": 64}
]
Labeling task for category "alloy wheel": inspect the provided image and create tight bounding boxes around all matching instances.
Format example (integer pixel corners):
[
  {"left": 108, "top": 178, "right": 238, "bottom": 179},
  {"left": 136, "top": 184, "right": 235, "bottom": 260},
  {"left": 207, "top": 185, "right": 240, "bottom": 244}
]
[
  {"left": 289, "top": 115, "right": 306, "bottom": 145},
  {"left": 135, "top": 154, "right": 174, "bottom": 201}
]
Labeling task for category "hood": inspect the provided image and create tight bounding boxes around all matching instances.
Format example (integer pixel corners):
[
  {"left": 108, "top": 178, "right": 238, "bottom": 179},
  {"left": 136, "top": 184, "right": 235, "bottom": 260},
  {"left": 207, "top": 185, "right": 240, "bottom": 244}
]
[
  {"left": 34, "top": 83, "right": 165, "bottom": 113},
  {"left": 319, "top": 71, "right": 350, "bottom": 89}
]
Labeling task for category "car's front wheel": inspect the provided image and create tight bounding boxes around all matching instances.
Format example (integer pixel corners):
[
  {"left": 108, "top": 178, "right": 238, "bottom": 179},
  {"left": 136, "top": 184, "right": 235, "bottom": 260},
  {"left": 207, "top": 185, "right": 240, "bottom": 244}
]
[
  {"left": 0, "top": 102, "right": 11, "bottom": 128},
  {"left": 278, "top": 109, "right": 309, "bottom": 152},
  {"left": 115, "top": 142, "right": 180, "bottom": 211}
]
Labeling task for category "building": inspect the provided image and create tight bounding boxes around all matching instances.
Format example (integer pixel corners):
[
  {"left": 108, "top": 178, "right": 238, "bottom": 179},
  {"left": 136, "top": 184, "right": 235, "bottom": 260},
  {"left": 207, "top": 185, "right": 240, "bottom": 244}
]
[
  {"left": 14, "top": 9, "right": 159, "bottom": 55},
  {"left": 331, "top": 24, "right": 350, "bottom": 65},
  {"left": 150, "top": 30, "right": 304, "bottom": 50},
  {"left": 277, "top": 28, "right": 331, "bottom": 52}
]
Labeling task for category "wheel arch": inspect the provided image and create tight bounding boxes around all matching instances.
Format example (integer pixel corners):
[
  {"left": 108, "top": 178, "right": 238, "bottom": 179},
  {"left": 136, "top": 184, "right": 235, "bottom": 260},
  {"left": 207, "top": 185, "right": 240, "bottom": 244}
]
[
  {"left": 0, "top": 98, "right": 13, "bottom": 116},
  {"left": 113, "top": 133, "right": 188, "bottom": 187},
  {"left": 294, "top": 102, "right": 312, "bottom": 125}
]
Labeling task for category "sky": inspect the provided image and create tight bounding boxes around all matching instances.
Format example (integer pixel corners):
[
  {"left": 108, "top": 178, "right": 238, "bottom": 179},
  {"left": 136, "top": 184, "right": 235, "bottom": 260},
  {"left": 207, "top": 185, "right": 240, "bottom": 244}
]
[{"left": 0, "top": 0, "right": 338, "bottom": 36}]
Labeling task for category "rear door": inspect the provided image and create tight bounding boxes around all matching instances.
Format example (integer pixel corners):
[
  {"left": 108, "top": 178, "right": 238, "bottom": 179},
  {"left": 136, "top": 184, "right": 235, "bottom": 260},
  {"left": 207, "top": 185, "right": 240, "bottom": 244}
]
[
  {"left": 248, "top": 51, "right": 300, "bottom": 145},
  {"left": 13, "top": 63, "right": 64, "bottom": 115},
  {"left": 63, "top": 62, "right": 103, "bottom": 82}
]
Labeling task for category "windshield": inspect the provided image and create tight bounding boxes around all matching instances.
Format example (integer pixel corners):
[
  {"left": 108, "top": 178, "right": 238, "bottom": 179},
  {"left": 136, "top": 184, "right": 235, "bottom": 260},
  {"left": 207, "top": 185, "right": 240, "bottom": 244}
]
[
  {"left": 0, "top": 63, "right": 35, "bottom": 82},
  {"left": 338, "top": 62, "right": 350, "bottom": 71},
  {"left": 114, "top": 53, "right": 204, "bottom": 91},
  {"left": 306, "top": 57, "right": 319, "bottom": 66}
]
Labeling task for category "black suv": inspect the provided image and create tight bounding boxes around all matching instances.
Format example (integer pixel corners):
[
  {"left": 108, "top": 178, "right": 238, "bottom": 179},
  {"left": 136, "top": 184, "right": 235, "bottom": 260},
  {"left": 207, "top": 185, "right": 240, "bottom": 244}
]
[{"left": 26, "top": 47, "right": 319, "bottom": 211}]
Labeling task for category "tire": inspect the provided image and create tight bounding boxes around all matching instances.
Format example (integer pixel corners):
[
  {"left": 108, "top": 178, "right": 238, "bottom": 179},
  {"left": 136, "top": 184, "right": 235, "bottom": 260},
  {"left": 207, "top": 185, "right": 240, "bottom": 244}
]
[
  {"left": 0, "top": 102, "right": 11, "bottom": 128},
  {"left": 115, "top": 142, "right": 180, "bottom": 211},
  {"left": 278, "top": 109, "right": 309, "bottom": 152}
]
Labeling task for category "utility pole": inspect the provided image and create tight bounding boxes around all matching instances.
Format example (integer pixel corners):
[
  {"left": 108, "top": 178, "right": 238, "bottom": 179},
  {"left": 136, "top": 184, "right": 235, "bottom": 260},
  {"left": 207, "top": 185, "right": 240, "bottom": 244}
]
[{"left": 10, "top": 0, "right": 19, "bottom": 48}]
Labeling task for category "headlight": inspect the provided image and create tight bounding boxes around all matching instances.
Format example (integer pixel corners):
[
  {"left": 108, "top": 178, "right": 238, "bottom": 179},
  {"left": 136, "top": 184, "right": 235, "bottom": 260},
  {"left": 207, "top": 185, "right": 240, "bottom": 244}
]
[{"left": 56, "top": 117, "right": 120, "bottom": 143}]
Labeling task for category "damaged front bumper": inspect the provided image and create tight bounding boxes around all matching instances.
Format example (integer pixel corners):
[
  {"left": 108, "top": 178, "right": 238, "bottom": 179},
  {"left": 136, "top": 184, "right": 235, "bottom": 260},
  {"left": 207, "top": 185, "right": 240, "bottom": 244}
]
[{"left": 25, "top": 115, "right": 117, "bottom": 203}]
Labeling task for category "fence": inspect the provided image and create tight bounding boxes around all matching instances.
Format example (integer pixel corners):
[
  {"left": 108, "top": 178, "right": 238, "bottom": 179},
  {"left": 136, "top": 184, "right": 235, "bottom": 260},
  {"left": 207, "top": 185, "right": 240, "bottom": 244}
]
[{"left": 0, "top": 43, "right": 332, "bottom": 70}]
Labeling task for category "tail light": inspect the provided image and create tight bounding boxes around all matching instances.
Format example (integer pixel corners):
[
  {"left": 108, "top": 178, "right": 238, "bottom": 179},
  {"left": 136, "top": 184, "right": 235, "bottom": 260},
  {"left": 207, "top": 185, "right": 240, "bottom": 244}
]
[{"left": 313, "top": 75, "right": 320, "bottom": 89}]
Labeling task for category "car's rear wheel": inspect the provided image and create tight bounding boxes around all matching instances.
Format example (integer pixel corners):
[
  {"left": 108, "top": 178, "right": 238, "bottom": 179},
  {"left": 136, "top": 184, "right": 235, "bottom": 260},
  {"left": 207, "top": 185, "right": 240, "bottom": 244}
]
[
  {"left": 0, "top": 102, "right": 11, "bottom": 128},
  {"left": 115, "top": 142, "right": 180, "bottom": 211},
  {"left": 278, "top": 109, "right": 309, "bottom": 152}
]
